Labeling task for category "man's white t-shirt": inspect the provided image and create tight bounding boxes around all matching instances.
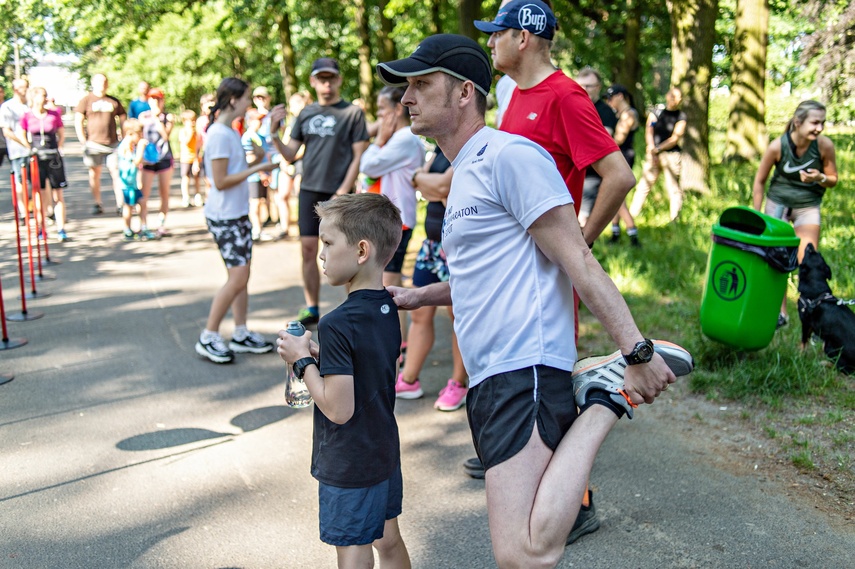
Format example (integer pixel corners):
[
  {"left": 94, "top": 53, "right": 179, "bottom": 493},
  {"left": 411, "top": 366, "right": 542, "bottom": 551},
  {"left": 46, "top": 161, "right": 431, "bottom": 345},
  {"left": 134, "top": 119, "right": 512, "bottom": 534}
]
[
  {"left": 359, "top": 126, "right": 424, "bottom": 229},
  {"left": 204, "top": 123, "right": 250, "bottom": 221},
  {"left": 445, "top": 127, "right": 577, "bottom": 387},
  {"left": 0, "top": 99, "right": 30, "bottom": 160}
]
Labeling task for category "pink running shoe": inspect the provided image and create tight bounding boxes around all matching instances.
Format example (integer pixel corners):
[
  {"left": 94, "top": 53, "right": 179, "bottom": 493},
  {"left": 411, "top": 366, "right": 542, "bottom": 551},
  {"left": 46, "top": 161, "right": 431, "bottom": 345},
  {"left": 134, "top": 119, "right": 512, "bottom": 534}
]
[
  {"left": 434, "top": 379, "right": 468, "bottom": 411},
  {"left": 395, "top": 373, "right": 424, "bottom": 399}
]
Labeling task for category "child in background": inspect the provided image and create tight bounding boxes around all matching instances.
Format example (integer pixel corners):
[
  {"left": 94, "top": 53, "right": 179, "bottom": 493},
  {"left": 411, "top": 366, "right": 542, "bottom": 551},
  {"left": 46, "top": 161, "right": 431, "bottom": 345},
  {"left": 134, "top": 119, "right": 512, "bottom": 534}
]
[
  {"left": 277, "top": 193, "right": 411, "bottom": 569},
  {"left": 241, "top": 109, "right": 272, "bottom": 241},
  {"left": 116, "top": 119, "right": 156, "bottom": 241},
  {"left": 178, "top": 109, "right": 203, "bottom": 208}
]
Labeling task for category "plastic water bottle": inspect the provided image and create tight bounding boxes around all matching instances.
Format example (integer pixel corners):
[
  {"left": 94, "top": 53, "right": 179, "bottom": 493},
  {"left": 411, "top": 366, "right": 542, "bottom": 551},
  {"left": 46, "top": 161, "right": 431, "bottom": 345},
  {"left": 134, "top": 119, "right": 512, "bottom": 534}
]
[{"left": 283, "top": 321, "right": 314, "bottom": 408}]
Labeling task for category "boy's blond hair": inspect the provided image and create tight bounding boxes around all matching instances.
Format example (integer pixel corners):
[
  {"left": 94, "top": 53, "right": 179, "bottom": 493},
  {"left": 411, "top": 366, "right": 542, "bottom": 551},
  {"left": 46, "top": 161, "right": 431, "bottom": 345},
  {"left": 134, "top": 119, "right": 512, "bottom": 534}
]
[
  {"left": 316, "top": 194, "right": 402, "bottom": 267},
  {"left": 122, "top": 118, "right": 143, "bottom": 136},
  {"left": 181, "top": 109, "right": 197, "bottom": 122}
]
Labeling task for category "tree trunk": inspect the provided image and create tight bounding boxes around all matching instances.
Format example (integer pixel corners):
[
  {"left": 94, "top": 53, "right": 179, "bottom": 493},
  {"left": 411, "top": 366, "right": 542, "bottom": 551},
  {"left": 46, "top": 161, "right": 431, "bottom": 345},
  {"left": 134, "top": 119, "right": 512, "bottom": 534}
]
[
  {"left": 432, "top": 0, "right": 444, "bottom": 33},
  {"left": 377, "top": 0, "right": 396, "bottom": 63},
  {"left": 354, "top": 0, "right": 376, "bottom": 117},
  {"left": 618, "top": 0, "right": 644, "bottom": 114},
  {"left": 667, "top": 0, "right": 719, "bottom": 194},
  {"left": 724, "top": 0, "right": 769, "bottom": 162},
  {"left": 275, "top": 9, "right": 297, "bottom": 100},
  {"left": 457, "top": 0, "right": 481, "bottom": 40}
]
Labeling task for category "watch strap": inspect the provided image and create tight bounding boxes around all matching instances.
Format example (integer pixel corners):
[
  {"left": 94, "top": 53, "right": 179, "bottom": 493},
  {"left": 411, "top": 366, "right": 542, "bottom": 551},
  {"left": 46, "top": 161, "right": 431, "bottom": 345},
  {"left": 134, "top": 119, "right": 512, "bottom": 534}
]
[{"left": 293, "top": 357, "right": 318, "bottom": 379}]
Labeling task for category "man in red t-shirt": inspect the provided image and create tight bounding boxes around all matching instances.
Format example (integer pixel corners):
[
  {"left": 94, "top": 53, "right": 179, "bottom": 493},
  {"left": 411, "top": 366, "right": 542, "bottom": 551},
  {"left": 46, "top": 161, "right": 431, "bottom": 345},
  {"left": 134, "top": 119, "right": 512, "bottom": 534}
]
[{"left": 478, "top": 0, "right": 635, "bottom": 246}]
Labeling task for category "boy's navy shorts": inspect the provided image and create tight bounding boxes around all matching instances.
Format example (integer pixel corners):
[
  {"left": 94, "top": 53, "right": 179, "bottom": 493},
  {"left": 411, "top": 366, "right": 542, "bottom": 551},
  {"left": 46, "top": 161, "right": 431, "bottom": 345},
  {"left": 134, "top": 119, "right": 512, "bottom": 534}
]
[{"left": 318, "top": 463, "right": 403, "bottom": 547}]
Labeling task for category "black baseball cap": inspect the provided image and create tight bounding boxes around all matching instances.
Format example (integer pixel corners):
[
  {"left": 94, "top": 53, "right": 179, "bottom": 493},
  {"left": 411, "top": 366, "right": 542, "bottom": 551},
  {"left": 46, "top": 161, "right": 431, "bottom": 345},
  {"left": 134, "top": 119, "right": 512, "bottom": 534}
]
[
  {"left": 311, "top": 58, "right": 340, "bottom": 76},
  {"left": 606, "top": 84, "right": 630, "bottom": 99},
  {"left": 376, "top": 34, "right": 492, "bottom": 97},
  {"left": 474, "top": 0, "right": 557, "bottom": 41}
]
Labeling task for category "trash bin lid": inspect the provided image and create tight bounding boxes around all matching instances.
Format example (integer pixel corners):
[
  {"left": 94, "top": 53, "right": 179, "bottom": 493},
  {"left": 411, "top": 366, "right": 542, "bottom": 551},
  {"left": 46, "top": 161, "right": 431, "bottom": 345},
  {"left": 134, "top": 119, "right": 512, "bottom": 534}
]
[{"left": 712, "top": 206, "right": 801, "bottom": 247}]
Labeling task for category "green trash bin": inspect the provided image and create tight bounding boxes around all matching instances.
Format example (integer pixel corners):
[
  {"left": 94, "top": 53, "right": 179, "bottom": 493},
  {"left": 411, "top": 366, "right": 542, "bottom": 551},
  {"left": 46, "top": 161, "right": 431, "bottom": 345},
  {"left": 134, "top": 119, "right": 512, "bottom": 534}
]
[{"left": 700, "top": 206, "right": 800, "bottom": 350}]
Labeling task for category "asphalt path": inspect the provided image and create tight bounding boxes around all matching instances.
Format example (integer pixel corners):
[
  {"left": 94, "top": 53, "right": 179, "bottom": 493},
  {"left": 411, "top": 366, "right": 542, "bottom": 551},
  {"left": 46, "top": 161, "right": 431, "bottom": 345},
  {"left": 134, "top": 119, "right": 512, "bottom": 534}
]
[{"left": 0, "top": 129, "right": 852, "bottom": 568}]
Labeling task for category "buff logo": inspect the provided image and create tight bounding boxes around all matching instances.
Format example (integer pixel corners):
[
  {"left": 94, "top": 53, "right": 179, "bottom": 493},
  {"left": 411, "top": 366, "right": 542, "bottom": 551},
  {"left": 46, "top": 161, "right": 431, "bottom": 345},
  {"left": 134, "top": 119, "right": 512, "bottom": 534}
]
[{"left": 518, "top": 5, "right": 547, "bottom": 33}]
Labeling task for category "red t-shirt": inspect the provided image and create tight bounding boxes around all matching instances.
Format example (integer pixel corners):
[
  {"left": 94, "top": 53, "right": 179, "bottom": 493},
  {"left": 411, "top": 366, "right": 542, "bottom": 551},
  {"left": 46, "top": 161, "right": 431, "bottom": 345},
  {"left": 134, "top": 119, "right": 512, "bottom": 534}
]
[{"left": 500, "top": 71, "right": 618, "bottom": 212}]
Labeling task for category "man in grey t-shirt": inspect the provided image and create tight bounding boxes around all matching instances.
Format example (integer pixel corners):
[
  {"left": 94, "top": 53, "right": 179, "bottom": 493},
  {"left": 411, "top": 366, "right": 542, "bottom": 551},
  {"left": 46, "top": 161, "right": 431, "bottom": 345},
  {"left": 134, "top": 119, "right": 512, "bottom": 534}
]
[{"left": 269, "top": 58, "right": 370, "bottom": 325}]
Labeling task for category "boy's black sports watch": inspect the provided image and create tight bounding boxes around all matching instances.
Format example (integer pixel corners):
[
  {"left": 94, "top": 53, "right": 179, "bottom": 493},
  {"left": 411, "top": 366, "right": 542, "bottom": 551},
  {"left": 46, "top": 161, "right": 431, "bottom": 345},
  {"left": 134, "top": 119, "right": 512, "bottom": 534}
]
[
  {"left": 623, "top": 339, "right": 655, "bottom": 365},
  {"left": 293, "top": 357, "right": 318, "bottom": 379}
]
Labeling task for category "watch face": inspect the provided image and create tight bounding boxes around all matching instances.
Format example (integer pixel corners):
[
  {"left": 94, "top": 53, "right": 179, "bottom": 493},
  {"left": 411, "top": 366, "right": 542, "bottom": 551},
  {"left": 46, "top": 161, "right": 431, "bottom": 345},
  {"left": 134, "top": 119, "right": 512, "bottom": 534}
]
[{"left": 638, "top": 342, "right": 654, "bottom": 360}]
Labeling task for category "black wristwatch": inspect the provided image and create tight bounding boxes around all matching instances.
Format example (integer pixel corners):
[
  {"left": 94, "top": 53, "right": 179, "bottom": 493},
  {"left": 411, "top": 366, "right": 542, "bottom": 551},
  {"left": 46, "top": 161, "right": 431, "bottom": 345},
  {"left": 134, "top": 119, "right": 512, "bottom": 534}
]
[
  {"left": 292, "top": 357, "right": 318, "bottom": 379},
  {"left": 623, "top": 339, "right": 654, "bottom": 365}
]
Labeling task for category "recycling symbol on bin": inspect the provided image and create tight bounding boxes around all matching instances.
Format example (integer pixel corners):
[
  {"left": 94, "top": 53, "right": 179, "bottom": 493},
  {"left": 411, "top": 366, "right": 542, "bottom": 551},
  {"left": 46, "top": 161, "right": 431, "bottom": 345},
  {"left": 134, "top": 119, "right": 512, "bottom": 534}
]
[{"left": 712, "top": 261, "right": 746, "bottom": 301}]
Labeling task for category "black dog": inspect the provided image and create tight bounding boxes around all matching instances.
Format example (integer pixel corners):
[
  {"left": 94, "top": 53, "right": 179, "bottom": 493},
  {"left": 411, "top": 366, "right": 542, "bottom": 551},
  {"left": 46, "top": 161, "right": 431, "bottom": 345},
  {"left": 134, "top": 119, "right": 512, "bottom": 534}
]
[{"left": 797, "top": 243, "right": 855, "bottom": 374}]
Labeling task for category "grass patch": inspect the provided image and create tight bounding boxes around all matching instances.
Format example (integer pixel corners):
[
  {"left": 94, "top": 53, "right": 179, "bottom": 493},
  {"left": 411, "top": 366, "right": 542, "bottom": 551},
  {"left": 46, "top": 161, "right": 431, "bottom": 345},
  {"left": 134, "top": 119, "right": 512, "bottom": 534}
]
[{"left": 579, "top": 127, "right": 855, "bottom": 502}]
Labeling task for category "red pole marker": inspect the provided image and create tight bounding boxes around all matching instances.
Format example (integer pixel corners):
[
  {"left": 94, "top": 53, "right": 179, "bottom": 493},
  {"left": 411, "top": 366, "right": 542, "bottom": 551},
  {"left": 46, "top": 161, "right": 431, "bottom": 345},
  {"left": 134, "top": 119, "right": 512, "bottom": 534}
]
[
  {"left": 0, "top": 266, "right": 28, "bottom": 356},
  {"left": 28, "top": 158, "right": 57, "bottom": 277},
  {"left": 18, "top": 166, "right": 51, "bottom": 300},
  {"left": 8, "top": 173, "right": 46, "bottom": 321}
]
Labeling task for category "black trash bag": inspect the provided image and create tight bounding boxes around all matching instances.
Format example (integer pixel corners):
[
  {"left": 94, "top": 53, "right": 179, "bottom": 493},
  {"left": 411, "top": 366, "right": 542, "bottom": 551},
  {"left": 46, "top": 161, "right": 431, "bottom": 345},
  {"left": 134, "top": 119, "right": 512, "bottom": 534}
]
[{"left": 712, "top": 234, "right": 799, "bottom": 273}]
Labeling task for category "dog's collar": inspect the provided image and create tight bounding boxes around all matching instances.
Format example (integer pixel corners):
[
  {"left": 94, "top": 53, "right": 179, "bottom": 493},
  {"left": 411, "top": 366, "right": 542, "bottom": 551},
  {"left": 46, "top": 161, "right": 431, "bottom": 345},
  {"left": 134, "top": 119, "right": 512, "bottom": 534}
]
[{"left": 798, "top": 292, "right": 854, "bottom": 314}]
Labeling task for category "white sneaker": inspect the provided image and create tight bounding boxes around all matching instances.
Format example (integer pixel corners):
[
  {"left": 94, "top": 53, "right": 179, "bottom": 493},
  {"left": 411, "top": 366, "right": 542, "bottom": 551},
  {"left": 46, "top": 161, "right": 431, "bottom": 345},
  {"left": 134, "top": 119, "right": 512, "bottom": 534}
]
[{"left": 572, "top": 340, "right": 693, "bottom": 419}]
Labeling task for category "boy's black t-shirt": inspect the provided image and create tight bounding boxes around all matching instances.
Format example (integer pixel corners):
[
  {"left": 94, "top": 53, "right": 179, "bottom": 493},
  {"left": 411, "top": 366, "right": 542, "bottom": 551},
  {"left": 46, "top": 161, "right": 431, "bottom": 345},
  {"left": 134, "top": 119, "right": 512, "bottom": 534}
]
[{"left": 313, "top": 288, "right": 402, "bottom": 488}]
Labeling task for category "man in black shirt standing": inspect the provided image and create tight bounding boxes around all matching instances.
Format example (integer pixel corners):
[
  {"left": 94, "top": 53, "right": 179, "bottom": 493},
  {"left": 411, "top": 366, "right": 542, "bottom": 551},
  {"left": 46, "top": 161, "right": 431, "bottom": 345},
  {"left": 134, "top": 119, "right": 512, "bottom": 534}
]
[
  {"left": 269, "top": 59, "right": 370, "bottom": 325},
  {"left": 629, "top": 87, "right": 687, "bottom": 221}
]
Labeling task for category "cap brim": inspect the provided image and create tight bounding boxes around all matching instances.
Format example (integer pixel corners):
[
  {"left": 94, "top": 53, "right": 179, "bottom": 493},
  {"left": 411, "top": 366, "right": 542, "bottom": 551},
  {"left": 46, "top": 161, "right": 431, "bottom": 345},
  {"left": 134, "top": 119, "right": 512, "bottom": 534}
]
[
  {"left": 473, "top": 21, "right": 508, "bottom": 34},
  {"left": 311, "top": 67, "right": 340, "bottom": 76},
  {"left": 377, "top": 59, "right": 490, "bottom": 97}
]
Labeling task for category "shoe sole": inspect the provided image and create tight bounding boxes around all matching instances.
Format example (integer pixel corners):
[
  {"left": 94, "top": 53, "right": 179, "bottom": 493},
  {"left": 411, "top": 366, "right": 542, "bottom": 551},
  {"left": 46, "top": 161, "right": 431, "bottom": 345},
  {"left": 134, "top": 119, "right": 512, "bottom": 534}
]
[
  {"left": 228, "top": 342, "right": 274, "bottom": 354},
  {"left": 195, "top": 342, "right": 234, "bottom": 364},
  {"left": 395, "top": 388, "right": 424, "bottom": 400},
  {"left": 434, "top": 398, "right": 466, "bottom": 411},
  {"left": 463, "top": 465, "right": 486, "bottom": 479}
]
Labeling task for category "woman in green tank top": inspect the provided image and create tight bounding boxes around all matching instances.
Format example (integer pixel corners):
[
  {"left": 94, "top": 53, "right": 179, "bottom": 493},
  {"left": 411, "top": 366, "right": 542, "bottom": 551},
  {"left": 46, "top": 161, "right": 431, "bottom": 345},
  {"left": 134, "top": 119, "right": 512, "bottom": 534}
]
[{"left": 752, "top": 100, "right": 839, "bottom": 327}]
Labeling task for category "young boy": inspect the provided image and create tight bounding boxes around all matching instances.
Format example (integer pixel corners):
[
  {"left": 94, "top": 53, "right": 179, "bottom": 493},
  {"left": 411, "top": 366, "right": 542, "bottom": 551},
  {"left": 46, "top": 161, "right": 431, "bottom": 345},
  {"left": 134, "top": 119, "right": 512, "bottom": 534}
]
[
  {"left": 277, "top": 193, "right": 411, "bottom": 569},
  {"left": 178, "top": 109, "right": 203, "bottom": 208},
  {"left": 241, "top": 109, "right": 272, "bottom": 241},
  {"left": 116, "top": 119, "right": 156, "bottom": 241}
]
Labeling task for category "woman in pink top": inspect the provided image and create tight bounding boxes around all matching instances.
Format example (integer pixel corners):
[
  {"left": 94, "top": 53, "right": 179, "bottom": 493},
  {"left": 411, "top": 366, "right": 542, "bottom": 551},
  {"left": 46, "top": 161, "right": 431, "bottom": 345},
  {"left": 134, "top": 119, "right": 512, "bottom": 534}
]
[{"left": 21, "top": 86, "right": 70, "bottom": 241}]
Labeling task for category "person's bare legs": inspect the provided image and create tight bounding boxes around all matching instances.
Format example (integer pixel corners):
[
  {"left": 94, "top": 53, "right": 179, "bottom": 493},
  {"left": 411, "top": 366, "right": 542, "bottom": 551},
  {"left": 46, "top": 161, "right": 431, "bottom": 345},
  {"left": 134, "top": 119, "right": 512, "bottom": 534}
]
[
  {"left": 88, "top": 164, "right": 103, "bottom": 206},
  {"left": 447, "top": 306, "right": 468, "bottom": 387},
  {"left": 373, "top": 518, "right": 411, "bottom": 569},
  {"left": 335, "top": 544, "right": 374, "bottom": 569},
  {"left": 205, "top": 265, "right": 250, "bottom": 333},
  {"left": 401, "top": 305, "right": 438, "bottom": 383},
  {"left": 107, "top": 153, "right": 123, "bottom": 210},
  {"left": 52, "top": 188, "right": 66, "bottom": 232},
  {"left": 141, "top": 169, "right": 155, "bottom": 229},
  {"left": 486, "top": 405, "right": 618, "bottom": 569},
  {"left": 301, "top": 236, "right": 320, "bottom": 308},
  {"left": 157, "top": 167, "right": 173, "bottom": 230}
]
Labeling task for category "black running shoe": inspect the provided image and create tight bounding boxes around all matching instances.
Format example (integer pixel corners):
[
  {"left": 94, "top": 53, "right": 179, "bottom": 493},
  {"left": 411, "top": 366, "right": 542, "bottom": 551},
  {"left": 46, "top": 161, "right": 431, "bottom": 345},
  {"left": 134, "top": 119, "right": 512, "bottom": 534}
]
[
  {"left": 463, "top": 456, "right": 485, "bottom": 479},
  {"left": 196, "top": 335, "right": 235, "bottom": 363},
  {"left": 229, "top": 330, "right": 274, "bottom": 354},
  {"left": 92, "top": 203, "right": 103, "bottom": 215},
  {"left": 566, "top": 489, "right": 601, "bottom": 545},
  {"left": 296, "top": 308, "right": 320, "bottom": 326}
]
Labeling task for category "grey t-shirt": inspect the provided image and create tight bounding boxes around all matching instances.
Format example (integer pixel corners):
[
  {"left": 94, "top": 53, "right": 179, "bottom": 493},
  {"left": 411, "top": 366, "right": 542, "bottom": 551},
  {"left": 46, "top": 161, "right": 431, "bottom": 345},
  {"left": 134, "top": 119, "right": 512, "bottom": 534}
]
[{"left": 290, "top": 100, "right": 369, "bottom": 194}]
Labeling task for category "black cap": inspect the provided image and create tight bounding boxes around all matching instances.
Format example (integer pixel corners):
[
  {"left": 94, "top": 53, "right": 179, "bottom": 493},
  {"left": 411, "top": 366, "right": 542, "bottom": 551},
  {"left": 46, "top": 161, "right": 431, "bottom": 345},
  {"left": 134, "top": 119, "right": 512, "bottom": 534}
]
[
  {"left": 605, "top": 84, "right": 630, "bottom": 99},
  {"left": 376, "top": 34, "right": 492, "bottom": 97},
  {"left": 311, "top": 58, "right": 340, "bottom": 76},
  {"left": 474, "top": 0, "right": 557, "bottom": 41}
]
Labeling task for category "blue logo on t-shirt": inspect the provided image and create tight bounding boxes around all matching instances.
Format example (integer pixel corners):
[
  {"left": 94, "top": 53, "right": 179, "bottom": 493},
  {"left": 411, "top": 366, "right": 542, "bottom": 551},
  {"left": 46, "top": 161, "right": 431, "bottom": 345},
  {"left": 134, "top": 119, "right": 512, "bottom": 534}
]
[{"left": 477, "top": 143, "right": 488, "bottom": 156}]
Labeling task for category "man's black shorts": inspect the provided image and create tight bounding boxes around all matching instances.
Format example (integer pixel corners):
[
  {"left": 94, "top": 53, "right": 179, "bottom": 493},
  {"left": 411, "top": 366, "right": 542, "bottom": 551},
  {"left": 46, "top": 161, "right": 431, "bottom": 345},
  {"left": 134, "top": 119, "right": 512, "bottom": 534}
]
[
  {"left": 466, "top": 365, "right": 578, "bottom": 471},
  {"left": 298, "top": 189, "right": 333, "bottom": 237}
]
